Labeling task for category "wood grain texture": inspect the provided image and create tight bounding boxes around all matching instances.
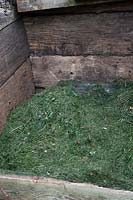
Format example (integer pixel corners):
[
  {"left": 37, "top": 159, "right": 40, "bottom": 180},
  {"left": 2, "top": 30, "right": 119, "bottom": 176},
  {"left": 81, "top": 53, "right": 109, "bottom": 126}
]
[
  {"left": 22, "top": 1, "right": 133, "bottom": 15},
  {"left": 0, "top": 60, "right": 35, "bottom": 132},
  {"left": 0, "top": 7, "right": 17, "bottom": 31},
  {"left": 16, "top": 0, "right": 126, "bottom": 12},
  {"left": 0, "top": 19, "right": 29, "bottom": 87},
  {"left": 24, "top": 12, "right": 133, "bottom": 57},
  {"left": 0, "top": 175, "right": 133, "bottom": 200},
  {"left": 31, "top": 56, "right": 133, "bottom": 88}
]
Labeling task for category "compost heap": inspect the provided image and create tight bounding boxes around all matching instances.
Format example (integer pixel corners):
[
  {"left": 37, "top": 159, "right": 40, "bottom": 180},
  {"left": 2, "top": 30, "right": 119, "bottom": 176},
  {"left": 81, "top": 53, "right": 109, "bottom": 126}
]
[{"left": 0, "top": 80, "right": 133, "bottom": 191}]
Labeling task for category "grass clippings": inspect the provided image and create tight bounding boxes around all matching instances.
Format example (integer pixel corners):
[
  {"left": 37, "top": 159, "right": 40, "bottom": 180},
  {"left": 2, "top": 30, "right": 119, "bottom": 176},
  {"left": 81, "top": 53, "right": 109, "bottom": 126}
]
[{"left": 0, "top": 80, "right": 133, "bottom": 191}]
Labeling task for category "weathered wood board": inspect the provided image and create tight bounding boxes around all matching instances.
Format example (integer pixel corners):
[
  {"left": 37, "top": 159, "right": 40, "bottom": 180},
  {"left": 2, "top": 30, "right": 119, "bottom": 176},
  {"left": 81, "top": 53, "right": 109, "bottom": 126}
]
[
  {"left": 22, "top": 1, "right": 133, "bottom": 15},
  {"left": 31, "top": 56, "right": 133, "bottom": 88},
  {"left": 0, "top": 18, "right": 29, "bottom": 87},
  {"left": 0, "top": 60, "right": 35, "bottom": 132},
  {"left": 0, "top": 175, "right": 133, "bottom": 200},
  {"left": 16, "top": 0, "right": 126, "bottom": 12},
  {"left": 0, "top": 7, "right": 17, "bottom": 30},
  {"left": 24, "top": 12, "right": 133, "bottom": 57}
]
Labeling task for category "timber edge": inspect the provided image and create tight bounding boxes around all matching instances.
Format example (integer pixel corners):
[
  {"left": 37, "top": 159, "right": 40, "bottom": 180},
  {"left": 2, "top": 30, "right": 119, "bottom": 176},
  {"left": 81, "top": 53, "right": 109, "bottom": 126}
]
[
  {"left": 0, "top": 174, "right": 133, "bottom": 200},
  {"left": 16, "top": 0, "right": 126, "bottom": 12}
]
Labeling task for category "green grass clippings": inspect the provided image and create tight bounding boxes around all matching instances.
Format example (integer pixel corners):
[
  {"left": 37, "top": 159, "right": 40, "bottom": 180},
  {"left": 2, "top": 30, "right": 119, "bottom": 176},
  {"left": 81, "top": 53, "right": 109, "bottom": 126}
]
[{"left": 0, "top": 80, "right": 133, "bottom": 191}]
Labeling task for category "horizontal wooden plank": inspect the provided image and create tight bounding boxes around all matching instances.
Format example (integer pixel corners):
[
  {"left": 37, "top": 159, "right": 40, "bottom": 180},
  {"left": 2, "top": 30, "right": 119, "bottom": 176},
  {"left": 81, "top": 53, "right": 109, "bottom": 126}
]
[
  {"left": 16, "top": 0, "right": 126, "bottom": 12},
  {"left": 24, "top": 12, "right": 133, "bottom": 57},
  {"left": 31, "top": 56, "right": 133, "bottom": 88},
  {"left": 0, "top": 60, "right": 35, "bottom": 132},
  {"left": 0, "top": 19, "right": 29, "bottom": 87},
  {"left": 22, "top": 1, "right": 133, "bottom": 15},
  {"left": 0, "top": 175, "right": 133, "bottom": 200}
]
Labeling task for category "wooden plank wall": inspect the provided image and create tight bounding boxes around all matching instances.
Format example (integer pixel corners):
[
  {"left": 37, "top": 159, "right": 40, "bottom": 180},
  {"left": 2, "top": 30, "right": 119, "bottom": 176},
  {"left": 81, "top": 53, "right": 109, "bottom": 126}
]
[
  {"left": 0, "top": 19, "right": 30, "bottom": 87},
  {"left": 0, "top": 60, "right": 35, "bottom": 132},
  {"left": 24, "top": 1, "right": 133, "bottom": 88},
  {"left": 16, "top": 0, "right": 126, "bottom": 12},
  {"left": 25, "top": 13, "right": 133, "bottom": 57},
  {"left": 0, "top": 10, "right": 35, "bottom": 132},
  {"left": 31, "top": 56, "right": 133, "bottom": 88}
]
